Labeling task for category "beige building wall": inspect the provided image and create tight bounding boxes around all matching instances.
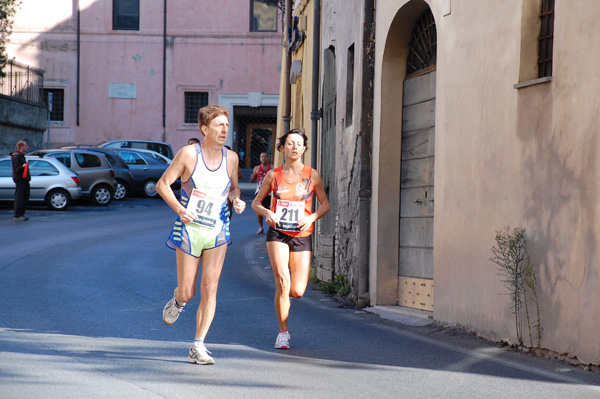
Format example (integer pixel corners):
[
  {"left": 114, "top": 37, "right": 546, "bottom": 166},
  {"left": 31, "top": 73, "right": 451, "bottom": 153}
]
[
  {"left": 275, "top": 0, "right": 317, "bottom": 169},
  {"left": 372, "top": 0, "right": 600, "bottom": 365}
]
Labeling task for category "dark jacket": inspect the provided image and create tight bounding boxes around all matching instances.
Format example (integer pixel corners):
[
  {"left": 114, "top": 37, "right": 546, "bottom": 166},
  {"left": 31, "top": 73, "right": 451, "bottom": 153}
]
[{"left": 11, "top": 151, "right": 31, "bottom": 183}]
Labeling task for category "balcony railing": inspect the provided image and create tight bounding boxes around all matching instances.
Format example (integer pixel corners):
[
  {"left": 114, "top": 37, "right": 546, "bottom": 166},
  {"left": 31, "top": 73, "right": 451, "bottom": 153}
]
[{"left": 0, "top": 60, "right": 45, "bottom": 104}]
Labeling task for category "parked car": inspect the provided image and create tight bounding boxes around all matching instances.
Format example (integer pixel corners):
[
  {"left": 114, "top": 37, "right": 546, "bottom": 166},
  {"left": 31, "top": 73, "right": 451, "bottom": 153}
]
[
  {"left": 130, "top": 148, "right": 172, "bottom": 164},
  {"left": 30, "top": 149, "right": 117, "bottom": 205},
  {"left": 97, "top": 139, "right": 174, "bottom": 160},
  {"left": 111, "top": 148, "right": 178, "bottom": 198},
  {"left": 0, "top": 156, "right": 82, "bottom": 210},
  {"left": 62, "top": 147, "right": 134, "bottom": 200}
]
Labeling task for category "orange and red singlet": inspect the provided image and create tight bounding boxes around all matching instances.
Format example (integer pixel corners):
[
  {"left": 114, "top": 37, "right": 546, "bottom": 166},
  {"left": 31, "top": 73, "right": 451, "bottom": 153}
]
[{"left": 270, "top": 165, "right": 315, "bottom": 237}]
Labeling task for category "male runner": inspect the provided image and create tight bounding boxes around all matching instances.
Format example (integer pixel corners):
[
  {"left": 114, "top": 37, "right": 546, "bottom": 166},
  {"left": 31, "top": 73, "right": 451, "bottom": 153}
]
[
  {"left": 156, "top": 105, "right": 245, "bottom": 365},
  {"left": 250, "top": 152, "right": 273, "bottom": 234}
]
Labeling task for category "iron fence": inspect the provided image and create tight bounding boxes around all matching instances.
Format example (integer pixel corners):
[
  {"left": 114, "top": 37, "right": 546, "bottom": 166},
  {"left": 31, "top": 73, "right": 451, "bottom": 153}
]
[{"left": 0, "top": 60, "right": 44, "bottom": 104}]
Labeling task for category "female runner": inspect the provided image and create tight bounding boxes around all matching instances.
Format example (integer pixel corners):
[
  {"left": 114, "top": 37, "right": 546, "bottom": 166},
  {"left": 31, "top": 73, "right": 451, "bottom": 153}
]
[{"left": 251, "top": 129, "right": 331, "bottom": 349}]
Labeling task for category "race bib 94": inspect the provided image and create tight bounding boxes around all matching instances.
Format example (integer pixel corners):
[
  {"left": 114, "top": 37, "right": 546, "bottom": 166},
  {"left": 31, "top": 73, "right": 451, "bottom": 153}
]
[
  {"left": 187, "top": 189, "right": 220, "bottom": 229},
  {"left": 275, "top": 199, "right": 305, "bottom": 232}
]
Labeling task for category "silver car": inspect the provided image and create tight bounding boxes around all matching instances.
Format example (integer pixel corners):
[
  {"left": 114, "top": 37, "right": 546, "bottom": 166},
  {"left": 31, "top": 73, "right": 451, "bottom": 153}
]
[{"left": 0, "top": 156, "right": 82, "bottom": 210}]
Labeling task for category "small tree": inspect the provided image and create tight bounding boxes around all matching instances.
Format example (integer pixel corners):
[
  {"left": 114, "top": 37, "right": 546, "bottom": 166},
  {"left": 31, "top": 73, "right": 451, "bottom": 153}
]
[
  {"left": 489, "top": 227, "right": 541, "bottom": 348},
  {"left": 0, "top": 0, "right": 21, "bottom": 77}
]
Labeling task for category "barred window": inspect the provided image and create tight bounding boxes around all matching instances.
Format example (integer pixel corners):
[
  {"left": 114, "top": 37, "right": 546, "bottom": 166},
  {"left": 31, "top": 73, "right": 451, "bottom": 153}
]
[
  {"left": 406, "top": 9, "right": 437, "bottom": 76},
  {"left": 43, "top": 88, "right": 65, "bottom": 122},
  {"left": 250, "top": 0, "right": 278, "bottom": 32},
  {"left": 538, "top": 0, "right": 554, "bottom": 77},
  {"left": 113, "top": 0, "right": 139, "bottom": 31},
  {"left": 184, "top": 92, "right": 209, "bottom": 124},
  {"left": 345, "top": 44, "right": 354, "bottom": 127}
]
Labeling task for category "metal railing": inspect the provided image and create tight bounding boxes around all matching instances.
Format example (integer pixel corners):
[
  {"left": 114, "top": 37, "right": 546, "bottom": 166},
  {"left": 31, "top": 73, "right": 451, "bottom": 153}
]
[{"left": 0, "top": 60, "right": 45, "bottom": 104}]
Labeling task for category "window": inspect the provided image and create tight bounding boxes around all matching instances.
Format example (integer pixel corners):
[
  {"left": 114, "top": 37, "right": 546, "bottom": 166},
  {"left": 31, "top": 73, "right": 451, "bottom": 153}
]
[
  {"left": 0, "top": 160, "right": 11, "bottom": 177},
  {"left": 406, "top": 9, "right": 437, "bottom": 76},
  {"left": 113, "top": 0, "right": 139, "bottom": 31},
  {"left": 75, "top": 153, "right": 102, "bottom": 168},
  {"left": 48, "top": 153, "right": 71, "bottom": 168},
  {"left": 29, "top": 160, "right": 59, "bottom": 177},
  {"left": 118, "top": 151, "right": 146, "bottom": 166},
  {"left": 538, "top": 0, "right": 554, "bottom": 77},
  {"left": 345, "top": 44, "right": 355, "bottom": 128},
  {"left": 42, "top": 88, "right": 65, "bottom": 122},
  {"left": 184, "top": 92, "right": 209, "bottom": 124},
  {"left": 250, "top": 0, "right": 278, "bottom": 32}
]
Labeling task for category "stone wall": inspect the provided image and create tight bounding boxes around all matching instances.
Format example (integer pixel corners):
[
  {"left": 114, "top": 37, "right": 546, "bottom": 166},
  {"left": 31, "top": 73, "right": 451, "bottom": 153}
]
[{"left": 0, "top": 95, "right": 47, "bottom": 156}]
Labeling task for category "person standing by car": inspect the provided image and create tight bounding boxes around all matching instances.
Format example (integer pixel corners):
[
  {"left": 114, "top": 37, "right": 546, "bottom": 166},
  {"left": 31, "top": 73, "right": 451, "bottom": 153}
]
[
  {"left": 157, "top": 105, "right": 246, "bottom": 365},
  {"left": 250, "top": 152, "right": 273, "bottom": 234},
  {"left": 11, "top": 141, "right": 31, "bottom": 221},
  {"left": 251, "top": 129, "right": 330, "bottom": 349}
]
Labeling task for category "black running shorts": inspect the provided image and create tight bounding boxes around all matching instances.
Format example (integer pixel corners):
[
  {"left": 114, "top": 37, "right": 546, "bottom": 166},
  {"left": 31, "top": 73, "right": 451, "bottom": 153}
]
[{"left": 266, "top": 227, "right": 312, "bottom": 252}]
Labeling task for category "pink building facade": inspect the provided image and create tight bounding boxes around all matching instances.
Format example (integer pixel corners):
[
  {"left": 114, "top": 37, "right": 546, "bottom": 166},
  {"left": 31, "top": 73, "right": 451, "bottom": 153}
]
[{"left": 6, "top": 0, "right": 282, "bottom": 154}]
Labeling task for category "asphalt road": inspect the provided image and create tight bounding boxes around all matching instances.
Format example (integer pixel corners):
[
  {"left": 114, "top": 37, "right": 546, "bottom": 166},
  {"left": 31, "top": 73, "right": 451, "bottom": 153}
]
[{"left": 1, "top": 191, "right": 600, "bottom": 398}]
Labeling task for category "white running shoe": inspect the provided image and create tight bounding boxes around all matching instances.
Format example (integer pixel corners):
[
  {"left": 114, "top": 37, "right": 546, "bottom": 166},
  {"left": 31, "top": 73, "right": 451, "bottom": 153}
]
[
  {"left": 274, "top": 331, "right": 291, "bottom": 349},
  {"left": 162, "top": 296, "right": 184, "bottom": 325},
  {"left": 189, "top": 343, "right": 215, "bottom": 365}
]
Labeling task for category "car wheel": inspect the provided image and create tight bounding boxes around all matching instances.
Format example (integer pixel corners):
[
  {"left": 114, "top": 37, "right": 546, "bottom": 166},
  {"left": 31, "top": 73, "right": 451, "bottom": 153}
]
[
  {"left": 46, "top": 189, "right": 70, "bottom": 210},
  {"left": 91, "top": 184, "right": 113, "bottom": 205},
  {"left": 143, "top": 179, "right": 158, "bottom": 198},
  {"left": 113, "top": 180, "right": 128, "bottom": 200}
]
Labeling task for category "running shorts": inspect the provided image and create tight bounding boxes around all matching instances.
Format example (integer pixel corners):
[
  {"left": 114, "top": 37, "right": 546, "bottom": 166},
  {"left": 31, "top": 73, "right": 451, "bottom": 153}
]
[
  {"left": 266, "top": 226, "right": 312, "bottom": 252},
  {"left": 167, "top": 218, "right": 231, "bottom": 258}
]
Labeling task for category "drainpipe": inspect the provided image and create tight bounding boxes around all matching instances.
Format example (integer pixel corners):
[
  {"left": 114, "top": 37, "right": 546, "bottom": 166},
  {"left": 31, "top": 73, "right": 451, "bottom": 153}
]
[
  {"left": 356, "top": 0, "right": 375, "bottom": 308},
  {"left": 76, "top": 0, "right": 80, "bottom": 126},
  {"left": 162, "top": 0, "right": 167, "bottom": 137},
  {"left": 283, "top": 0, "right": 292, "bottom": 134},
  {"left": 310, "top": 0, "right": 320, "bottom": 168}
]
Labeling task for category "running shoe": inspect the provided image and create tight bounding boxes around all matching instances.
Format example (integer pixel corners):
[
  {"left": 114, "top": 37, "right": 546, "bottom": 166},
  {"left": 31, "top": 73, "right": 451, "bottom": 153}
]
[
  {"left": 274, "top": 331, "right": 291, "bottom": 349},
  {"left": 189, "top": 343, "right": 215, "bottom": 365},
  {"left": 162, "top": 296, "right": 184, "bottom": 325}
]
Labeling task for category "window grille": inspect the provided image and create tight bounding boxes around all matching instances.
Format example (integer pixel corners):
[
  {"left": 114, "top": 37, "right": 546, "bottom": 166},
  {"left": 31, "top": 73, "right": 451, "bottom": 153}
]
[
  {"left": 538, "top": 0, "right": 554, "bottom": 77},
  {"left": 406, "top": 9, "right": 437, "bottom": 76},
  {"left": 43, "top": 88, "right": 65, "bottom": 122},
  {"left": 184, "top": 92, "right": 209, "bottom": 124}
]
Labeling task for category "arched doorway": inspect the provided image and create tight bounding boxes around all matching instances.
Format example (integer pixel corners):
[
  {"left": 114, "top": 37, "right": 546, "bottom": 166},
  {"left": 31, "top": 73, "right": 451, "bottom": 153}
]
[
  {"left": 375, "top": 1, "right": 436, "bottom": 310},
  {"left": 398, "top": 8, "right": 436, "bottom": 311}
]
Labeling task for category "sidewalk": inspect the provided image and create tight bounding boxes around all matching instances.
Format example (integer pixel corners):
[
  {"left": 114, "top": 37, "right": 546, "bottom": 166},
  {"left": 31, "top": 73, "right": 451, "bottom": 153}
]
[{"left": 238, "top": 184, "right": 433, "bottom": 328}]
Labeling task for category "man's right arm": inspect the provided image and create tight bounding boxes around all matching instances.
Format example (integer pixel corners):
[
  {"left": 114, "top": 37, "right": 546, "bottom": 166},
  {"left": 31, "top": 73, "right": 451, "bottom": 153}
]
[
  {"left": 157, "top": 146, "right": 197, "bottom": 223},
  {"left": 250, "top": 165, "right": 259, "bottom": 183}
]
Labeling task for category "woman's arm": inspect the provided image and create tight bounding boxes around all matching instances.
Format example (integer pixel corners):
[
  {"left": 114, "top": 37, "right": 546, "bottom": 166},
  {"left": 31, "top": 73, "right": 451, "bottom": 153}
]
[
  {"left": 251, "top": 171, "right": 278, "bottom": 226},
  {"left": 297, "top": 169, "right": 331, "bottom": 231}
]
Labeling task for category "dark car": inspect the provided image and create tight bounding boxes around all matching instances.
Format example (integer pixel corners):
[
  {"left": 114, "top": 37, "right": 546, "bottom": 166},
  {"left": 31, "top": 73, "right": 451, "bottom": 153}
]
[
  {"left": 111, "top": 148, "right": 178, "bottom": 198},
  {"left": 63, "top": 147, "right": 135, "bottom": 200},
  {"left": 98, "top": 140, "right": 174, "bottom": 160},
  {"left": 30, "top": 149, "right": 117, "bottom": 205}
]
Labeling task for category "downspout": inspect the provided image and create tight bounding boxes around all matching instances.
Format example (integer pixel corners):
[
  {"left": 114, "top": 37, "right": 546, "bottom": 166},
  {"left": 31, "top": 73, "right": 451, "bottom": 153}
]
[
  {"left": 162, "top": 0, "right": 167, "bottom": 137},
  {"left": 357, "top": 0, "right": 375, "bottom": 308},
  {"left": 310, "top": 0, "right": 320, "bottom": 168},
  {"left": 283, "top": 0, "right": 292, "bottom": 134},
  {"left": 76, "top": 0, "right": 80, "bottom": 126}
]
